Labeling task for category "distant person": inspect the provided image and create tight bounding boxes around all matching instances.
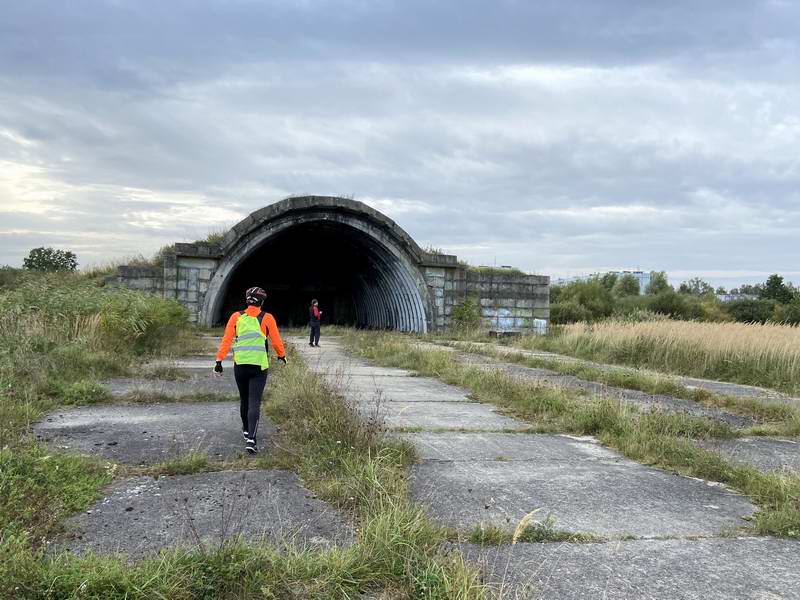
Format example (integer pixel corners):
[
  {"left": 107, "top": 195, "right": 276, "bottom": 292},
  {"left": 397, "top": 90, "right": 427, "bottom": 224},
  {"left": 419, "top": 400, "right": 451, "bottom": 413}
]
[
  {"left": 309, "top": 299, "right": 322, "bottom": 347},
  {"left": 213, "top": 286, "right": 286, "bottom": 455}
]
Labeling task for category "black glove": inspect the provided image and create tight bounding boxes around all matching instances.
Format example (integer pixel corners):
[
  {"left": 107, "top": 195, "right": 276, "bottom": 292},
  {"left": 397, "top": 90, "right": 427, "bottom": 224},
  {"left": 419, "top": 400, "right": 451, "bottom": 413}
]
[
  {"left": 277, "top": 356, "right": 288, "bottom": 365},
  {"left": 213, "top": 361, "right": 223, "bottom": 373}
]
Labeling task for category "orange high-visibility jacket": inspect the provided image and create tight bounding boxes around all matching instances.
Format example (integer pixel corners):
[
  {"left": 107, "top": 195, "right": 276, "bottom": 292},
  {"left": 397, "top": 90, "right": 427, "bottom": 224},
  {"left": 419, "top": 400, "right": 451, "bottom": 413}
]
[{"left": 216, "top": 306, "right": 286, "bottom": 362}]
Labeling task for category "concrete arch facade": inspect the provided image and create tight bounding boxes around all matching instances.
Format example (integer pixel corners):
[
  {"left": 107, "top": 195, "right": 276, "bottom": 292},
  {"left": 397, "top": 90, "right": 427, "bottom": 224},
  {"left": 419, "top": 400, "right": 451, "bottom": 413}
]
[
  {"left": 114, "top": 196, "right": 550, "bottom": 333},
  {"left": 199, "top": 197, "right": 434, "bottom": 331}
]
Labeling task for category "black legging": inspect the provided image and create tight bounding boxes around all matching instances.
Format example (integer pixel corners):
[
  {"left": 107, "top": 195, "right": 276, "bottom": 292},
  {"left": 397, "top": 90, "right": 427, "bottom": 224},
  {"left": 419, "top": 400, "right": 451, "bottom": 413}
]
[
  {"left": 234, "top": 364, "right": 268, "bottom": 442},
  {"left": 310, "top": 323, "right": 320, "bottom": 345}
]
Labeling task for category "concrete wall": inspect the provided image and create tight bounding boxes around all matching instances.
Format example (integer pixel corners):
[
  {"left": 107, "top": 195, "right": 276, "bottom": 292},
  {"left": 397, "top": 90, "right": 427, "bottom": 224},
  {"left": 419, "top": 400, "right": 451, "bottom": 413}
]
[
  {"left": 112, "top": 197, "right": 549, "bottom": 332},
  {"left": 422, "top": 259, "right": 549, "bottom": 333},
  {"left": 115, "top": 249, "right": 549, "bottom": 332}
]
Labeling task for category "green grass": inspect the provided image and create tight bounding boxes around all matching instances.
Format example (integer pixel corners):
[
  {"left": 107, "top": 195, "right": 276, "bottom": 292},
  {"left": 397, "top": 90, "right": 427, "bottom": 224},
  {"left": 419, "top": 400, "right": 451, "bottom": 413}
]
[
  {"left": 340, "top": 330, "right": 800, "bottom": 539},
  {"left": 4, "top": 355, "right": 487, "bottom": 599},
  {"left": 467, "top": 517, "right": 602, "bottom": 546},
  {"left": 0, "top": 446, "right": 113, "bottom": 540},
  {"left": 438, "top": 340, "right": 800, "bottom": 435}
]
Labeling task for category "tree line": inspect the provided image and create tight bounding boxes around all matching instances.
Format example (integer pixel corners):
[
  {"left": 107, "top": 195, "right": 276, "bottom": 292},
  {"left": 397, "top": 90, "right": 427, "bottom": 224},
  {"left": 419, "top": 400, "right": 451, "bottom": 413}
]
[{"left": 551, "top": 272, "right": 800, "bottom": 325}]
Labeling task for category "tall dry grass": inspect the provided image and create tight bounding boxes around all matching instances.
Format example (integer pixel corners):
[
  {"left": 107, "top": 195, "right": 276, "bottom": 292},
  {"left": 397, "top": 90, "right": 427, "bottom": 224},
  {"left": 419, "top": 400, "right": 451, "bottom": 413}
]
[{"left": 517, "top": 320, "right": 800, "bottom": 395}]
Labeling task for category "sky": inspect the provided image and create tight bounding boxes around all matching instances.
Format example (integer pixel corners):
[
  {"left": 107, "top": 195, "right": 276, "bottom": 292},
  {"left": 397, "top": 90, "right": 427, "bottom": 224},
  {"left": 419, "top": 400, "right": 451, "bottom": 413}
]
[{"left": 1, "top": 0, "right": 799, "bottom": 289}]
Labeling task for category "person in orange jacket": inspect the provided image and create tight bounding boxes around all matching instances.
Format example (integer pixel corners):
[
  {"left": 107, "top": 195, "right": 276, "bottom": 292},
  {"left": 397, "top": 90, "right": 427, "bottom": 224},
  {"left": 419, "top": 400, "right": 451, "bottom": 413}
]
[{"left": 214, "top": 286, "right": 286, "bottom": 454}]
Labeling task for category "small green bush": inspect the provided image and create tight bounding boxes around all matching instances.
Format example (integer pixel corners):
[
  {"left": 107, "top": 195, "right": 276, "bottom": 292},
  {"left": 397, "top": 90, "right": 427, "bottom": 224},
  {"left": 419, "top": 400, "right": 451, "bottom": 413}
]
[
  {"left": 451, "top": 297, "right": 482, "bottom": 329},
  {"left": 550, "top": 301, "right": 593, "bottom": 324}
]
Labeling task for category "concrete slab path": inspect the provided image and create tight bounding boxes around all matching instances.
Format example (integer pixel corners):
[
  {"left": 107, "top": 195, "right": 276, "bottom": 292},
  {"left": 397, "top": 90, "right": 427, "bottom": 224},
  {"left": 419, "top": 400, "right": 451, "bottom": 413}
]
[
  {"left": 406, "top": 433, "right": 754, "bottom": 537},
  {"left": 420, "top": 342, "right": 755, "bottom": 428},
  {"left": 34, "top": 402, "right": 271, "bottom": 464},
  {"left": 462, "top": 537, "right": 800, "bottom": 600},
  {"left": 61, "top": 470, "right": 352, "bottom": 559},
  {"left": 289, "top": 336, "right": 795, "bottom": 598},
  {"left": 35, "top": 337, "right": 353, "bottom": 559},
  {"left": 417, "top": 341, "right": 800, "bottom": 473},
  {"left": 696, "top": 437, "right": 800, "bottom": 473},
  {"left": 295, "top": 340, "right": 756, "bottom": 535},
  {"left": 295, "top": 339, "right": 529, "bottom": 431}
]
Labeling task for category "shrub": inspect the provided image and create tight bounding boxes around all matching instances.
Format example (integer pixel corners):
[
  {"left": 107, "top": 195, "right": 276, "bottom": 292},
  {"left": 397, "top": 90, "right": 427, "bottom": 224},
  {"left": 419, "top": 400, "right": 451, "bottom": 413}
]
[
  {"left": 646, "top": 290, "right": 694, "bottom": 319},
  {"left": 557, "top": 279, "right": 614, "bottom": 320},
  {"left": 612, "top": 295, "right": 649, "bottom": 317},
  {"left": 726, "top": 298, "right": 777, "bottom": 323},
  {"left": 698, "top": 299, "right": 731, "bottom": 323},
  {"left": 550, "top": 301, "right": 593, "bottom": 324},
  {"left": 22, "top": 247, "right": 78, "bottom": 272},
  {"left": 451, "top": 297, "right": 482, "bottom": 329},
  {"left": 773, "top": 301, "right": 800, "bottom": 326}
]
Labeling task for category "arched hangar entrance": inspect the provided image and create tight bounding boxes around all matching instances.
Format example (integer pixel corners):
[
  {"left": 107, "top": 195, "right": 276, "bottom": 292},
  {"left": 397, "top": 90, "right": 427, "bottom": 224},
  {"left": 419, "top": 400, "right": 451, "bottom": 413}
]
[{"left": 199, "top": 197, "right": 433, "bottom": 332}]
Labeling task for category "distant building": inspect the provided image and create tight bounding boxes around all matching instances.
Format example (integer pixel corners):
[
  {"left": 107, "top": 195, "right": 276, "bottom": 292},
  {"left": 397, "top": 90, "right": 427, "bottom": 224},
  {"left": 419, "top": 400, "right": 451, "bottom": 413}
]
[
  {"left": 717, "top": 293, "right": 758, "bottom": 303},
  {"left": 554, "top": 270, "right": 655, "bottom": 295}
]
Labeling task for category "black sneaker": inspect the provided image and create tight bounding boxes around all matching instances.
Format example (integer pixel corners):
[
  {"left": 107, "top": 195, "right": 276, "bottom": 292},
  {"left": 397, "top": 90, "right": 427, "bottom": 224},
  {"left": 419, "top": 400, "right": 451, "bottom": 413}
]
[
  {"left": 245, "top": 438, "right": 258, "bottom": 454},
  {"left": 242, "top": 430, "right": 248, "bottom": 441}
]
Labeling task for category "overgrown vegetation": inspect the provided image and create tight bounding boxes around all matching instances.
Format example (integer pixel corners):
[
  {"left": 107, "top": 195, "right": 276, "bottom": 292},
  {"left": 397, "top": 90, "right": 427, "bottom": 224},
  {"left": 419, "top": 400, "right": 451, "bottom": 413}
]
[
  {"left": 510, "top": 319, "right": 800, "bottom": 396},
  {"left": 438, "top": 341, "right": 800, "bottom": 433},
  {"left": 467, "top": 516, "right": 601, "bottom": 546},
  {"left": 0, "top": 271, "right": 194, "bottom": 543},
  {"left": 341, "top": 330, "right": 800, "bottom": 540},
  {"left": 450, "top": 296, "right": 482, "bottom": 330},
  {"left": 551, "top": 272, "right": 800, "bottom": 325},
  {"left": 1, "top": 271, "right": 488, "bottom": 598}
]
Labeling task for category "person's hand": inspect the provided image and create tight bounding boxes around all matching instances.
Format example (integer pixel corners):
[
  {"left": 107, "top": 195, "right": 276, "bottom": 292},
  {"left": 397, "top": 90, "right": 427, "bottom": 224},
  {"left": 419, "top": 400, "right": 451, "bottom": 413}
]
[
  {"left": 277, "top": 356, "right": 288, "bottom": 366},
  {"left": 213, "top": 361, "right": 223, "bottom": 376}
]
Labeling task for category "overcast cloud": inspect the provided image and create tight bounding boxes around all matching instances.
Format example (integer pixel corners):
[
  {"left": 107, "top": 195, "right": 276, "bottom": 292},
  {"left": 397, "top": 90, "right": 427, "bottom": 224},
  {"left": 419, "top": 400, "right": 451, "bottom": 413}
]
[{"left": 1, "top": 0, "right": 799, "bottom": 287}]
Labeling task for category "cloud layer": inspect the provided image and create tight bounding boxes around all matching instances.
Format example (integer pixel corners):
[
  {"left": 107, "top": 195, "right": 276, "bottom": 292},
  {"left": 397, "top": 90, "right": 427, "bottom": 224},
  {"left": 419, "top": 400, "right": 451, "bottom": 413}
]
[{"left": 1, "top": 0, "right": 799, "bottom": 286}]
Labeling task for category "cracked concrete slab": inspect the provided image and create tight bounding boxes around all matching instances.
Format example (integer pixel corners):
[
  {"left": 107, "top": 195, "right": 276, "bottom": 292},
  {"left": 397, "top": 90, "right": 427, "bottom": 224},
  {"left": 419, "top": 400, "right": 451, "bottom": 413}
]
[
  {"left": 341, "top": 375, "right": 472, "bottom": 403},
  {"left": 291, "top": 338, "right": 520, "bottom": 429},
  {"left": 696, "top": 437, "right": 800, "bottom": 473},
  {"left": 102, "top": 373, "right": 237, "bottom": 399},
  {"left": 60, "top": 470, "right": 353, "bottom": 558},
  {"left": 34, "top": 402, "right": 274, "bottom": 464},
  {"left": 408, "top": 434, "right": 755, "bottom": 537},
  {"left": 357, "top": 400, "right": 529, "bottom": 431},
  {"left": 461, "top": 537, "right": 800, "bottom": 600},
  {"left": 400, "top": 432, "right": 613, "bottom": 461}
]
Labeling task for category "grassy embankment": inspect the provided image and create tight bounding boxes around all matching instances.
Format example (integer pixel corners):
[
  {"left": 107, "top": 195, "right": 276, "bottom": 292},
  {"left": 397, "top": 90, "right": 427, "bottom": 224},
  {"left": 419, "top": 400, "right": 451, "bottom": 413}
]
[
  {"left": 508, "top": 320, "right": 800, "bottom": 396},
  {"left": 340, "top": 329, "right": 800, "bottom": 540},
  {"left": 1, "top": 271, "right": 489, "bottom": 599}
]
